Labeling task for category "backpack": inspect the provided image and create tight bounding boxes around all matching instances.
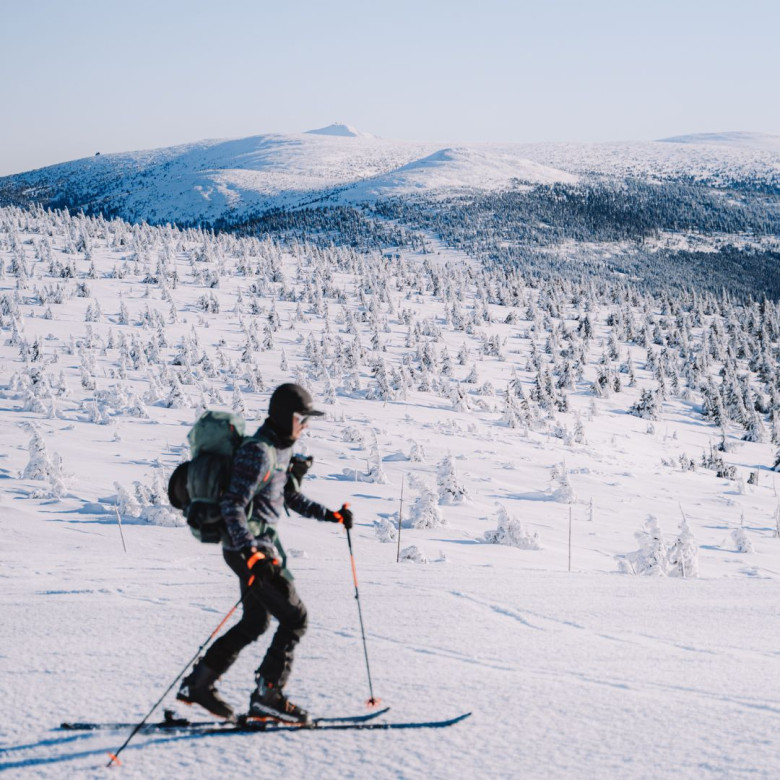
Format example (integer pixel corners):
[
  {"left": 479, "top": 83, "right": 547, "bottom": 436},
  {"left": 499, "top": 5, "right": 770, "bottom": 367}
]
[{"left": 168, "top": 410, "right": 277, "bottom": 543}]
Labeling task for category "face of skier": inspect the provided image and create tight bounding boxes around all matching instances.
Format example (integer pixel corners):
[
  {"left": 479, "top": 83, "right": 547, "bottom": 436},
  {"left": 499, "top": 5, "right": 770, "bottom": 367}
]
[{"left": 290, "top": 412, "right": 310, "bottom": 441}]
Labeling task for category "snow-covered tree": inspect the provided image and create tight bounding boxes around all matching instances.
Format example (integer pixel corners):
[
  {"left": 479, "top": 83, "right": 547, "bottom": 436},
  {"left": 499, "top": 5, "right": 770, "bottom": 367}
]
[
  {"left": 731, "top": 524, "right": 754, "bottom": 553},
  {"left": 483, "top": 504, "right": 541, "bottom": 549},
  {"left": 437, "top": 455, "right": 469, "bottom": 505},
  {"left": 114, "top": 481, "right": 142, "bottom": 519},
  {"left": 551, "top": 462, "right": 576, "bottom": 503},
  {"left": 409, "top": 439, "right": 426, "bottom": 463},
  {"left": 22, "top": 427, "right": 52, "bottom": 480},
  {"left": 629, "top": 388, "right": 660, "bottom": 420},
  {"left": 399, "top": 545, "right": 428, "bottom": 563},
  {"left": 232, "top": 385, "right": 246, "bottom": 415},
  {"left": 410, "top": 484, "right": 445, "bottom": 529},
  {"left": 668, "top": 514, "right": 699, "bottom": 578},
  {"left": 620, "top": 515, "right": 668, "bottom": 575},
  {"left": 374, "top": 517, "right": 398, "bottom": 543}
]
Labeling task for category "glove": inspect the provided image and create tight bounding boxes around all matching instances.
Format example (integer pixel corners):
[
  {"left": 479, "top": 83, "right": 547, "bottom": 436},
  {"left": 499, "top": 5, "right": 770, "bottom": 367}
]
[
  {"left": 242, "top": 544, "right": 281, "bottom": 585},
  {"left": 326, "top": 504, "right": 353, "bottom": 530},
  {"left": 288, "top": 454, "right": 314, "bottom": 486}
]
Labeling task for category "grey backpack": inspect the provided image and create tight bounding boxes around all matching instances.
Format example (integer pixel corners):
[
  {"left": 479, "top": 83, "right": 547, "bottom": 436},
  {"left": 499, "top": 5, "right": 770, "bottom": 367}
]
[{"left": 168, "top": 411, "right": 276, "bottom": 543}]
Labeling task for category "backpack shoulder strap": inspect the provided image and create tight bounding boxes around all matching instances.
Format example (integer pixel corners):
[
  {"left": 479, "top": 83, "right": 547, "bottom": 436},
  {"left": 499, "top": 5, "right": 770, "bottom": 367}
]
[{"left": 240, "top": 433, "right": 278, "bottom": 490}]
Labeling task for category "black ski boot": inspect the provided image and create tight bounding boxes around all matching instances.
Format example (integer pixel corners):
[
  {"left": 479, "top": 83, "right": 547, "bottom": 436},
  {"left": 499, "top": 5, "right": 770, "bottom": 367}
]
[
  {"left": 177, "top": 659, "right": 235, "bottom": 721},
  {"left": 248, "top": 676, "right": 310, "bottom": 724}
]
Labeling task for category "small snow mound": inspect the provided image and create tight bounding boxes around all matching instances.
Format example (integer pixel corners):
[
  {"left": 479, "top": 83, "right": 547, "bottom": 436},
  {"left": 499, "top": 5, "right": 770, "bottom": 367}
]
[{"left": 305, "top": 123, "right": 373, "bottom": 138}]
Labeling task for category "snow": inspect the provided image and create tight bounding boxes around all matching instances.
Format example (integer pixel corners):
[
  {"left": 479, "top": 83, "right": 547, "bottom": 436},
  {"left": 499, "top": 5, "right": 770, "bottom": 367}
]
[
  {"left": 1, "top": 208, "right": 779, "bottom": 777},
  {"left": 306, "top": 123, "right": 375, "bottom": 138},
  {"left": 2, "top": 128, "right": 779, "bottom": 226},
  {"left": 659, "top": 131, "right": 780, "bottom": 152},
  {"left": 341, "top": 146, "right": 577, "bottom": 199}
]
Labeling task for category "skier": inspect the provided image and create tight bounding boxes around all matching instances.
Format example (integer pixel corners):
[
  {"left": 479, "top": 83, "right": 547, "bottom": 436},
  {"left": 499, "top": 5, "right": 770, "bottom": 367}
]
[{"left": 177, "top": 383, "right": 353, "bottom": 724}]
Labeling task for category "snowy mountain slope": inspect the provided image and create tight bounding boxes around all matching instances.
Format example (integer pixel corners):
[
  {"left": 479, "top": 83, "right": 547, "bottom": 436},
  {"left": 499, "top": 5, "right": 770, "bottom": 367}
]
[
  {"left": 505, "top": 139, "right": 780, "bottom": 188},
  {"left": 337, "top": 146, "right": 578, "bottom": 201},
  {"left": 306, "top": 122, "right": 377, "bottom": 138},
  {"left": 1, "top": 207, "right": 779, "bottom": 777},
  {"left": 659, "top": 131, "right": 780, "bottom": 152},
  {"left": 0, "top": 132, "right": 438, "bottom": 224},
  {"left": 1, "top": 128, "right": 779, "bottom": 228}
]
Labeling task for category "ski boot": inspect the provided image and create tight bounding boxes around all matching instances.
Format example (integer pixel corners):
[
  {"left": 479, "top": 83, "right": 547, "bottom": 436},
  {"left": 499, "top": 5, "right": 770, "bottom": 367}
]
[
  {"left": 177, "top": 659, "right": 235, "bottom": 721},
  {"left": 248, "top": 676, "right": 310, "bottom": 724}
]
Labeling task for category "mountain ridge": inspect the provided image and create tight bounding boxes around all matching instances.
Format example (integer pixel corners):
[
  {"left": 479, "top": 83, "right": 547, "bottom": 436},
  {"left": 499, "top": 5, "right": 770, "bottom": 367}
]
[
  {"left": 1, "top": 128, "right": 779, "bottom": 227},
  {"left": 658, "top": 131, "right": 780, "bottom": 150}
]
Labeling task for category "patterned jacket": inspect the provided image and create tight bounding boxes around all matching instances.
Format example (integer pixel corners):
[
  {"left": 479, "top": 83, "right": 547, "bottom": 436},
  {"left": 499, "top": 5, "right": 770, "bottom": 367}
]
[{"left": 219, "top": 421, "right": 329, "bottom": 553}]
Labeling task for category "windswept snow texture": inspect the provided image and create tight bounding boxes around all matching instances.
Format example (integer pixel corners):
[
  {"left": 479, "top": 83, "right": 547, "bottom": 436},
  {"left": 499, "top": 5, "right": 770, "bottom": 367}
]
[{"left": 1, "top": 207, "right": 779, "bottom": 778}]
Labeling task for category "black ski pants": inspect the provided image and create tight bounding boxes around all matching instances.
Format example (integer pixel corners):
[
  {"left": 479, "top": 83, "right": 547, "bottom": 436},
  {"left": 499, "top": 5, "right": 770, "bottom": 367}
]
[{"left": 203, "top": 548, "right": 308, "bottom": 688}]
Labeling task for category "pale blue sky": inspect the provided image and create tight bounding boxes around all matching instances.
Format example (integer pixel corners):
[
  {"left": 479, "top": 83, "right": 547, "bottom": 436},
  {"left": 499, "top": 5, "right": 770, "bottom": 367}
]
[{"left": 1, "top": 0, "right": 778, "bottom": 175}]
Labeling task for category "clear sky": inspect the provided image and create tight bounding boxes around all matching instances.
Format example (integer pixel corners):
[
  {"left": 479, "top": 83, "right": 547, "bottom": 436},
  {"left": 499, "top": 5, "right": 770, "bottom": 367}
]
[{"left": 1, "top": 0, "right": 778, "bottom": 175}]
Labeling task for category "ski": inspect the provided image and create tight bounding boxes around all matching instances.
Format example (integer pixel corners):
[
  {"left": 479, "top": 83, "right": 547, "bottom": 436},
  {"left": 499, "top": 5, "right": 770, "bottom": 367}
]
[
  {"left": 60, "top": 706, "right": 391, "bottom": 732},
  {"left": 201, "top": 711, "right": 471, "bottom": 733}
]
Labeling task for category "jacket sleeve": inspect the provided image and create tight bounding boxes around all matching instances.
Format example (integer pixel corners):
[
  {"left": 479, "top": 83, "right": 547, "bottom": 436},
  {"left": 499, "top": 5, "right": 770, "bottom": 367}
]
[
  {"left": 220, "top": 441, "right": 273, "bottom": 550},
  {"left": 284, "top": 478, "right": 330, "bottom": 521}
]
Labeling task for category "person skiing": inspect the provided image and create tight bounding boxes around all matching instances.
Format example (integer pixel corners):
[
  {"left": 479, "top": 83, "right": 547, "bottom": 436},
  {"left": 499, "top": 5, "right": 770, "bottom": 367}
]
[{"left": 177, "top": 383, "right": 353, "bottom": 724}]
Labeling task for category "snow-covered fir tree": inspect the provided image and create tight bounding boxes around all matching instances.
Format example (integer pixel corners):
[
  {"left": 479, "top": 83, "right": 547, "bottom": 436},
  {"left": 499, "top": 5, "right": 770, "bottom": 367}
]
[
  {"left": 410, "top": 484, "right": 445, "bottom": 529},
  {"left": 483, "top": 504, "right": 541, "bottom": 550},
  {"left": 668, "top": 514, "right": 699, "bottom": 578},
  {"left": 437, "top": 455, "right": 469, "bottom": 505},
  {"left": 621, "top": 516, "right": 668, "bottom": 576}
]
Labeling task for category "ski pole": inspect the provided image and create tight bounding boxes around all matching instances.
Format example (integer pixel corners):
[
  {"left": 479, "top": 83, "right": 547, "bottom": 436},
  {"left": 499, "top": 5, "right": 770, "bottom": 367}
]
[
  {"left": 345, "top": 523, "right": 380, "bottom": 707},
  {"left": 107, "top": 589, "right": 249, "bottom": 767}
]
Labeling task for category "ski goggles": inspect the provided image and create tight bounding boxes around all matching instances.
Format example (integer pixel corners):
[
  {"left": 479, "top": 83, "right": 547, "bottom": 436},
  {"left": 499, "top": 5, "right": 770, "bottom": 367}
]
[{"left": 293, "top": 412, "right": 314, "bottom": 426}]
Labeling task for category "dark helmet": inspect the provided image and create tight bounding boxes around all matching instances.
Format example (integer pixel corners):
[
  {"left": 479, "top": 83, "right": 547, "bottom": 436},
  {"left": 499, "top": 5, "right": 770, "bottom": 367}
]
[{"left": 268, "top": 383, "right": 324, "bottom": 434}]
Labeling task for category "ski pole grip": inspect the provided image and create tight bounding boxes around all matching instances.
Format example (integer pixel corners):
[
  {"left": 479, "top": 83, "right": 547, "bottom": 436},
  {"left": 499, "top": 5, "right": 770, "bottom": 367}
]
[
  {"left": 333, "top": 503, "right": 351, "bottom": 524},
  {"left": 246, "top": 551, "right": 266, "bottom": 570}
]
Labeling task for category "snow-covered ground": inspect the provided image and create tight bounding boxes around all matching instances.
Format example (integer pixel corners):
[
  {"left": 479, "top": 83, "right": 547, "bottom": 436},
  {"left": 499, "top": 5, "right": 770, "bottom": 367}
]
[
  {"left": 1, "top": 127, "right": 778, "bottom": 226},
  {"left": 1, "top": 208, "right": 779, "bottom": 777}
]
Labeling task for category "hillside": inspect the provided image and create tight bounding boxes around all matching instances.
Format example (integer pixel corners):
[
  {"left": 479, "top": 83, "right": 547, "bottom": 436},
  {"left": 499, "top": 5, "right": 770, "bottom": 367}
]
[
  {"left": 659, "top": 131, "right": 780, "bottom": 152},
  {"left": 2, "top": 129, "right": 779, "bottom": 304},
  {"left": 1, "top": 206, "right": 779, "bottom": 777},
  {"left": 2, "top": 130, "right": 779, "bottom": 222}
]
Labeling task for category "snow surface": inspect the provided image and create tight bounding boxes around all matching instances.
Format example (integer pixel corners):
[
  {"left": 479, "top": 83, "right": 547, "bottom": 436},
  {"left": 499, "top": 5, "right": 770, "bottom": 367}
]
[
  {"left": 659, "top": 132, "right": 780, "bottom": 152},
  {"left": 305, "top": 123, "right": 376, "bottom": 138},
  {"left": 340, "top": 146, "right": 578, "bottom": 200},
  {"left": 1, "top": 209, "right": 779, "bottom": 778},
  {"left": 2, "top": 128, "right": 779, "bottom": 226}
]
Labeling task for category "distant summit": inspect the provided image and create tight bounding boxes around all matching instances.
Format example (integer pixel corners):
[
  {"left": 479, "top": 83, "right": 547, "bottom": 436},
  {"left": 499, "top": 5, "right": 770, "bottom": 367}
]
[
  {"left": 658, "top": 131, "right": 780, "bottom": 151},
  {"left": 305, "top": 123, "right": 375, "bottom": 138}
]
